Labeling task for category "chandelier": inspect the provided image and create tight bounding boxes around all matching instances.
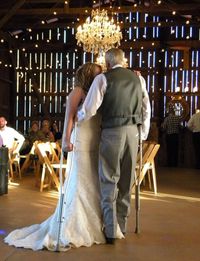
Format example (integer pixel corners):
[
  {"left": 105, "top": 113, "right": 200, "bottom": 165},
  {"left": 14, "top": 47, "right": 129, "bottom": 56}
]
[{"left": 76, "top": 9, "right": 122, "bottom": 55}]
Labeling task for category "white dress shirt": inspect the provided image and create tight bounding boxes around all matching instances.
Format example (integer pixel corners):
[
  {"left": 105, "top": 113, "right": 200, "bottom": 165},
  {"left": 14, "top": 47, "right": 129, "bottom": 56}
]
[
  {"left": 78, "top": 68, "right": 151, "bottom": 140},
  {"left": 187, "top": 112, "right": 200, "bottom": 132},
  {"left": 0, "top": 134, "right": 3, "bottom": 147},
  {"left": 0, "top": 126, "right": 25, "bottom": 150}
]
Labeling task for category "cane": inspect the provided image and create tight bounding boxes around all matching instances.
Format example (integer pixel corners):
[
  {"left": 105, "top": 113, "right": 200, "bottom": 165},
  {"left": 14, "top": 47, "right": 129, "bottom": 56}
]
[
  {"left": 135, "top": 124, "right": 142, "bottom": 234},
  {"left": 55, "top": 98, "right": 76, "bottom": 252},
  {"left": 55, "top": 151, "right": 65, "bottom": 252},
  {"left": 55, "top": 128, "right": 77, "bottom": 251}
]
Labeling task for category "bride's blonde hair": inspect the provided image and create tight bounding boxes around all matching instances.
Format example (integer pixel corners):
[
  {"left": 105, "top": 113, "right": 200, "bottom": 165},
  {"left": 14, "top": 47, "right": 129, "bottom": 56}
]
[{"left": 75, "top": 62, "right": 102, "bottom": 93}]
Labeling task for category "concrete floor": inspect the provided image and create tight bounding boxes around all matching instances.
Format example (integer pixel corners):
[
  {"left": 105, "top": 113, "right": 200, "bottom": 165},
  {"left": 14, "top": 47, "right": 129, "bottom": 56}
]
[{"left": 0, "top": 167, "right": 200, "bottom": 261}]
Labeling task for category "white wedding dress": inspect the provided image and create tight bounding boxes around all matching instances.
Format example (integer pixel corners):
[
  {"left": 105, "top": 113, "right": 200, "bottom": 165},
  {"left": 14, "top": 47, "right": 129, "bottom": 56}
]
[{"left": 4, "top": 114, "right": 123, "bottom": 251}]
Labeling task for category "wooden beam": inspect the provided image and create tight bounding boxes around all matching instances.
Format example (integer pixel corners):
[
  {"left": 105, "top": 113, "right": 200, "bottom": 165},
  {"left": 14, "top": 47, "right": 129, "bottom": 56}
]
[
  {"left": 27, "top": 0, "right": 64, "bottom": 2},
  {"left": 4, "top": 19, "right": 199, "bottom": 31},
  {"left": 0, "top": 104, "right": 9, "bottom": 110},
  {"left": 0, "top": 77, "right": 13, "bottom": 84},
  {"left": 166, "top": 91, "right": 200, "bottom": 97},
  {"left": 0, "top": 0, "right": 26, "bottom": 29},
  {"left": 0, "top": 44, "right": 192, "bottom": 53},
  {"left": 0, "top": 4, "right": 199, "bottom": 16},
  {"left": 4, "top": 40, "right": 198, "bottom": 52},
  {"left": 123, "top": 40, "right": 200, "bottom": 49},
  {"left": 166, "top": 40, "right": 200, "bottom": 49}
]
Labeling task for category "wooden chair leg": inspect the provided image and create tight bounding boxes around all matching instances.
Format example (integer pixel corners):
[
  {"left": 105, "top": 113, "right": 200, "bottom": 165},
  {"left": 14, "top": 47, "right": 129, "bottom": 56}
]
[
  {"left": 21, "top": 154, "right": 31, "bottom": 174},
  {"left": 151, "top": 161, "right": 157, "bottom": 194},
  {"left": 40, "top": 164, "right": 46, "bottom": 192},
  {"left": 17, "top": 163, "right": 22, "bottom": 179},
  {"left": 142, "top": 177, "right": 146, "bottom": 187},
  {"left": 9, "top": 163, "right": 14, "bottom": 181},
  {"left": 14, "top": 156, "right": 22, "bottom": 180},
  {"left": 147, "top": 169, "right": 152, "bottom": 190},
  {"left": 34, "top": 161, "right": 41, "bottom": 188}
]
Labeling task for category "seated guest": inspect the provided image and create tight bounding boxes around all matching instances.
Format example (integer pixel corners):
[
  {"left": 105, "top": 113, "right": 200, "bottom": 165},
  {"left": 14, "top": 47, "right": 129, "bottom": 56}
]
[
  {"left": 50, "top": 121, "right": 62, "bottom": 142},
  {"left": 0, "top": 116, "right": 25, "bottom": 152},
  {"left": 21, "top": 121, "right": 46, "bottom": 154},
  {"left": 28, "top": 121, "right": 45, "bottom": 144},
  {"left": 41, "top": 119, "right": 55, "bottom": 142}
]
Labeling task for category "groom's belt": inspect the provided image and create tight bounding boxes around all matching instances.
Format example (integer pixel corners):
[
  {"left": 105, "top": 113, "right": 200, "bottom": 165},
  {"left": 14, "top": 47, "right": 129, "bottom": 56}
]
[
  {"left": 101, "top": 114, "right": 142, "bottom": 129},
  {"left": 109, "top": 114, "right": 139, "bottom": 118}
]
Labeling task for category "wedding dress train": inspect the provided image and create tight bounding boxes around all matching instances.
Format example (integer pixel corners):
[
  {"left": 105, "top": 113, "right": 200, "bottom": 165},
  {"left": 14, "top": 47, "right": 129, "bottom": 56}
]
[{"left": 4, "top": 115, "right": 123, "bottom": 251}]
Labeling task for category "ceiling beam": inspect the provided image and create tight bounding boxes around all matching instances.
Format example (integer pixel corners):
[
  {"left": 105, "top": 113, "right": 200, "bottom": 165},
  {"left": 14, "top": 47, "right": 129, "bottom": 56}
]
[
  {"left": 0, "top": 0, "right": 26, "bottom": 29},
  {"left": 3, "top": 40, "right": 197, "bottom": 51},
  {"left": 4, "top": 19, "right": 199, "bottom": 31},
  {"left": 27, "top": 0, "right": 64, "bottom": 2},
  {"left": 0, "top": 4, "right": 199, "bottom": 16}
]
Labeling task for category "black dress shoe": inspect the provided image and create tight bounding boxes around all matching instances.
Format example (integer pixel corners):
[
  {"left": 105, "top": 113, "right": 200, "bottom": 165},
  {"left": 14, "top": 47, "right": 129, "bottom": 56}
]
[{"left": 105, "top": 237, "right": 115, "bottom": 245}]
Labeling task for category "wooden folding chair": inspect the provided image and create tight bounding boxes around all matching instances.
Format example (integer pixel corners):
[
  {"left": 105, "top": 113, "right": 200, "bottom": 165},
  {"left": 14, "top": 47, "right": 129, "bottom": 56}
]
[
  {"left": 134, "top": 141, "right": 160, "bottom": 194},
  {"left": 145, "top": 143, "right": 160, "bottom": 193},
  {"left": 9, "top": 141, "right": 22, "bottom": 180},
  {"left": 20, "top": 142, "right": 38, "bottom": 175},
  {"left": 35, "top": 142, "right": 67, "bottom": 192}
]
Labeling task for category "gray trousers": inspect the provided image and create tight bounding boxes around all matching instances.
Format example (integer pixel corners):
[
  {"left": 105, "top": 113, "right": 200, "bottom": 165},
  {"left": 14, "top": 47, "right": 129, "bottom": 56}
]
[{"left": 99, "top": 125, "right": 139, "bottom": 238}]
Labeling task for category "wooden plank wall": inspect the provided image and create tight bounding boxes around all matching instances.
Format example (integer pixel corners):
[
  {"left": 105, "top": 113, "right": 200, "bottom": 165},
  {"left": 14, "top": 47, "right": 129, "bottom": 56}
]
[
  {"left": 0, "top": 11, "right": 199, "bottom": 140},
  {"left": 0, "top": 46, "right": 14, "bottom": 124}
]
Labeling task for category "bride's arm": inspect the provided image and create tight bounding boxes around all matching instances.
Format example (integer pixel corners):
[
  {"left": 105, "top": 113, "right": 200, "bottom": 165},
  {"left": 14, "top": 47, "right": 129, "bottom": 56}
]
[{"left": 63, "top": 87, "right": 85, "bottom": 152}]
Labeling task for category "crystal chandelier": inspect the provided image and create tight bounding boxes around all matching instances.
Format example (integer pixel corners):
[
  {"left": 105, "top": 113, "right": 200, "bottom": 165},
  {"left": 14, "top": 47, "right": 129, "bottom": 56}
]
[{"left": 76, "top": 9, "right": 122, "bottom": 55}]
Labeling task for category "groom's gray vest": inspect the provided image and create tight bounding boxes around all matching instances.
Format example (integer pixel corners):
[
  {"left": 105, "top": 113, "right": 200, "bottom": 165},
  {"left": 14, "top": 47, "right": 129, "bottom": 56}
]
[{"left": 100, "top": 67, "right": 143, "bottom": 129}]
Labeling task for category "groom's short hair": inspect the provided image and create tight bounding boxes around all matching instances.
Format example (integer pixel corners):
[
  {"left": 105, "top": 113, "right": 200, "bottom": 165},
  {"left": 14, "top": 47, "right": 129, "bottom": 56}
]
[{"left": 105, "top": 48, "right": 124, "bottom": 68}]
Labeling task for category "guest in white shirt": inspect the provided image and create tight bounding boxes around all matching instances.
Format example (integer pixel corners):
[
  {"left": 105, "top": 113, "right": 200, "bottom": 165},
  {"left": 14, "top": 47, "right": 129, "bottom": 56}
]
[
  {"left": 0, "top": 134, "right": 3, "bottom": 147},
  {"left": 187, "top": 109, "right": 200, "bottom": 169},
  {"left": 0, "top": 116, "right": 25, "bottom": 152}
]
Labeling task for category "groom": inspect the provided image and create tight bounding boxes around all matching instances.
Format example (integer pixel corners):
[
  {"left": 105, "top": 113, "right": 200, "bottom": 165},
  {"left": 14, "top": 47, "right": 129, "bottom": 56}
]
[{"left": 78, "top": 48, "right": 150, "bottom": 244}]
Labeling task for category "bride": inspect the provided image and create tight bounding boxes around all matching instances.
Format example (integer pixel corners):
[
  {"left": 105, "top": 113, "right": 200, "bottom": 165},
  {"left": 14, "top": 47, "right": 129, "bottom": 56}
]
[{"left": 4, "top": 63, "right": 124, "bottom": 251}]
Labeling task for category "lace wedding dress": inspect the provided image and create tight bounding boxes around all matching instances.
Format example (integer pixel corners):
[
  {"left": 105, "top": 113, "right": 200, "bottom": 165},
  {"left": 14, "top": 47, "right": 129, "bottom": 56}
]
[{"left": 4, "top": 115, "right": 123, "bottom": 251}]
